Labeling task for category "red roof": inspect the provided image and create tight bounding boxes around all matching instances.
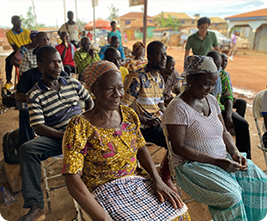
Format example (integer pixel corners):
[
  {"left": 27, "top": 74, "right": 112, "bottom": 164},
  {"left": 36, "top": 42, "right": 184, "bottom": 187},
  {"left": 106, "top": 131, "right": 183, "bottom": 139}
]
[
  {"left": 118, "top": 12, "right": 153, "bottom": 19},
  {"left": 125, "top": 18, "right": 155, "bottom": 29},
  {"left": 0, "top": 28, "right": 10, "bottom": 38},
  {"left": 225, "top": 8, "right": 267, "bottom": 19}
]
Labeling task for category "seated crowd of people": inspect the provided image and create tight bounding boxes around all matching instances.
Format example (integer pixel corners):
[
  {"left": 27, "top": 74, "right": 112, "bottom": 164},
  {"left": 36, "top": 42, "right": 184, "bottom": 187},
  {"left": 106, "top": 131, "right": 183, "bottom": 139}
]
[{"left": 3, "top": 14, "right": 267, "bottom": 221}]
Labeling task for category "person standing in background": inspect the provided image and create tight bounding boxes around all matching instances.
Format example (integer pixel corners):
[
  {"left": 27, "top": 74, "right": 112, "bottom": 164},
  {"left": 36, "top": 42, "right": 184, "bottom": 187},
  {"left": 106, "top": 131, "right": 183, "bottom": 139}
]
[
  {"left": 228, "top": 30, "right": 238, "bottom": 61},
  {"left": 184, "top": 17, "right": 220, "bottom": 60},
  {"left": 5, "top": 16, "right": 31, "bottom": 89},
  {"left": 107, "top": 21, "right": 122, "bottom": 45},
  {"left": 58, "top": 11, "right": 85, "bottom": 48},
  {"left": 161, "top": 33, "right": 169, "bottom": 49}
]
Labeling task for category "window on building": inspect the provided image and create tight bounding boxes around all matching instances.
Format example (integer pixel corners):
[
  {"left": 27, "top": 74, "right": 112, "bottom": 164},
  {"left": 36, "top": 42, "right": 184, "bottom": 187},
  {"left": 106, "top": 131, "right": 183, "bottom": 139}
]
[
  {"left": 125, "top": 20, "right": 131, "bottom": 25},
  {"left": 192, "top": 21, "right": 194, "bottom": 24},
  {"left": 181, "top": 20, "right": 185, "bottom": 24}
]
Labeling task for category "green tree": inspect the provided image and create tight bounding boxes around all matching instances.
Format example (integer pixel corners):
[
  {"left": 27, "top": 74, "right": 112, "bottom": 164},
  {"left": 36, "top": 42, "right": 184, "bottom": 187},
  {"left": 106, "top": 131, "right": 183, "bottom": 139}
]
[
  {"left": 107, "top": 4, "right": 119, "bottom": 22},
  {"left": 153, "top": 12, "right": 181, "bottom": 31},
  {"left": 20, "top": 7, "right": 53, "bottom": 30},
  {"left": 20, "top": 7, "right": 36, "bottom": 30},
  {"left": 77, "top": 18, "right": 88, "bottom": 28}
]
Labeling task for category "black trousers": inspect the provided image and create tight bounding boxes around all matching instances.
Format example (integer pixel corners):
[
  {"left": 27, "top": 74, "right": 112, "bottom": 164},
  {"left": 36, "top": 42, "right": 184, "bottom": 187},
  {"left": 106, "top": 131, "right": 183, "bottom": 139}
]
[
  {"left": 18, "top": 108, "right": 35, "bottom": 148},
  {"left": 19, "top": 136, "right": 62, "bottom": 209},
  {"left": 222, "top": 110, "right": 251, "bottom": 159},
  {"left": 5, "top": 51, "right": 15, "bottom": 82},
  {"left": 233, "top": 98, "right": 247, "bottom": 118},
  {"left": 141, "top": 126, "right": 167, "bottom": 149}
]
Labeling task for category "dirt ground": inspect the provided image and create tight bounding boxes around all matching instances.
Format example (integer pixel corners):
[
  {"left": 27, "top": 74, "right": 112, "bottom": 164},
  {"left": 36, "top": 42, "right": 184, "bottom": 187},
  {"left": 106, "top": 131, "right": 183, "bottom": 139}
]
[{"left": 0, "top": 41, "right": 267, "bottom": 221}]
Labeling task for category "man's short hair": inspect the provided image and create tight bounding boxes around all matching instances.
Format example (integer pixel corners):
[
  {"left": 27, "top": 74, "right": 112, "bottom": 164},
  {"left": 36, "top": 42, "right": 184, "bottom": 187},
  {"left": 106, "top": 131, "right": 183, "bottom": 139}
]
[
  {"left": 207, "top": 50, "right": 221, "bottom": 63},
  {"left": 36, "top": 32, "right": 47, "bottom": 40},
  {"left": 37, "top": 45, "right": 58, "bottom": 62},
  {"left": 197, "top": 17, "right": 211, "bottom": 27},
  {"left": 104, "top": 46, "right": 118, "bottom": 59},
  {"left": 111, "top": 36, "right": 119, "bottom": 42},
  {"left": 111, "top": 21, "right": 116, "bottom": 26},
  {"left": 67, "top": 11, "right": 73, "bottom": 15},
  {"left": 81, "top": 37, "right": 90, "bottom": 45},
  {"left": 11, "top": 15, "right": 19, "bottom": 23},
  {"left": 166, "top": 55, "right": 174, "bottom": 63},
  {"left": 147, "top": 41, "right": 164, "bottom": 56}
]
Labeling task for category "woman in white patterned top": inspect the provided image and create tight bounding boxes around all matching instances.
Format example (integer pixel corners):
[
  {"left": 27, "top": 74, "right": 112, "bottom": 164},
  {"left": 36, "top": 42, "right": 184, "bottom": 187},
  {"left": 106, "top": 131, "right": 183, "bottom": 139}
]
[{"left": 162, "top": 55, "right": 267, "bottom": 221}]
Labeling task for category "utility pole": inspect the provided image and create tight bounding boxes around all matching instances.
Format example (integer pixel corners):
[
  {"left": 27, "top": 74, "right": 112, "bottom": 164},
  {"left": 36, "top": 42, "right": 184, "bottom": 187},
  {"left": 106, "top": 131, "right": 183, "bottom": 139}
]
[
  {"left": 75, "top": 0, "right": 78, "bottom": 20},
  {"left": 32, "top": 0, "right": 38, "bottom": 29},
  {"left": 63, "top": 0, "right": 66, "bottom": 23},
  {"left": 92, "top": 0, "right": 96, "bottom": 43},
  {"left": 142, "top": 0, "right": 147, "bottom": 46}
]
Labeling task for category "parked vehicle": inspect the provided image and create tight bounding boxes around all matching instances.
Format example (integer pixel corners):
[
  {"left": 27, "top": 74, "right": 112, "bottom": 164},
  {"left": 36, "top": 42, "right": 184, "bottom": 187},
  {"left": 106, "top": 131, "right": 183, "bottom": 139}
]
[{"left": 180, "top": 29, "right": 231, "bottom": 49}]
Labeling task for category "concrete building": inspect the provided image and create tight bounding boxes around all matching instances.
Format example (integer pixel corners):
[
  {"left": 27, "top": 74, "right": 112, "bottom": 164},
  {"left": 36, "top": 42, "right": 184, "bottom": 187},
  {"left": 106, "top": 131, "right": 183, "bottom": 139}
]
[
  {"left": 124, "top": 18, "right": 155, "bottom": 40},
  {"left": 153, "top": 12, "right": 197, "bottom": 27},
  {"left": 225, "top": 8, "right": 267, "bottom": 51},
  {"left": 209, "top": 17, "right": 228, "bottom": 35},
  {"left": 115, "top": 12, "right": 153, "bottom": 30}
]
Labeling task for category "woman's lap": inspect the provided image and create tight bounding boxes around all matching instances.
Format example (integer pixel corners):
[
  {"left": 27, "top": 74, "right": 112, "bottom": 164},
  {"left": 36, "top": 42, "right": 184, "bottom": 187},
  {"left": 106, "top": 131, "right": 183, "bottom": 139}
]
[
  {"left": 174, "top": 156, "right": 267, "bottom": 221},
  {"left": 91, "top": 176, "right": 189, "bottom": 221}
]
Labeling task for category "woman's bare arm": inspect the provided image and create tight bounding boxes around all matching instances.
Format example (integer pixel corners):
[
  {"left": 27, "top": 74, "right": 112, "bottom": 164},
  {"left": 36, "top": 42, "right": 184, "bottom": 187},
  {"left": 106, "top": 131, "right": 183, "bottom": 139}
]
[
  {"left": 137, "top": 145, "right": 184, "bottom": 209},
  {"left": 65, "top": 174, "right": 113, "bottom": 221},
  {"left": 166, "top": 124, "right": 241, "bottom": 173}
]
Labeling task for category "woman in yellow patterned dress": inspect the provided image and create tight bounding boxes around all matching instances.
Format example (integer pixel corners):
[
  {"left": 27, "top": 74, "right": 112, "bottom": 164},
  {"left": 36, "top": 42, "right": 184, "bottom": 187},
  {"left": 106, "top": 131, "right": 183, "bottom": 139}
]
[
  {"left": 125, "top": 41, "right": 148, "bottom": 73},
  {"left": 62, "top": 60, "right": 190, "bottom": 221}
]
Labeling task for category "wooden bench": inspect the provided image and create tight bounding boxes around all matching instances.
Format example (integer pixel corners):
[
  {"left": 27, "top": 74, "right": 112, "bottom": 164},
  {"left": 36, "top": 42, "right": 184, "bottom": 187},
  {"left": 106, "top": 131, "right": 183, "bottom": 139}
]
[{"left": 242, "top": 43, "right": 251, "bottom": 49}]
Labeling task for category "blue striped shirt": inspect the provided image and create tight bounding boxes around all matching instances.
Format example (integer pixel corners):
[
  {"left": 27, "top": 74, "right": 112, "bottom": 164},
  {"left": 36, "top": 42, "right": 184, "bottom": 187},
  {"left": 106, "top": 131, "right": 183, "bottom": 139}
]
[{"left": 28, "top": 77, "right": 92, "bottom": 131}]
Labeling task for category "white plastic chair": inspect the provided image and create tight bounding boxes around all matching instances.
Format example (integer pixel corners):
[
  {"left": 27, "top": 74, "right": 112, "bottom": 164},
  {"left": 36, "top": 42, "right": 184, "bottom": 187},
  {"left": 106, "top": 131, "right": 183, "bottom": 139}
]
[
  {"left": 163, "top": 127, "right": 195, "bottom": 204},
  {"left": 252, "top": 90, "right": 267, "bottom": 173}
]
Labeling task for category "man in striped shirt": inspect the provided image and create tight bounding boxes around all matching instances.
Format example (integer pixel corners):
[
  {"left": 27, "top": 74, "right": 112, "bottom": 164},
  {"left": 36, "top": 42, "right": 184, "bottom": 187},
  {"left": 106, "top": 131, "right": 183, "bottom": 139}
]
[
  {"left": 122, "top": 41, "right": 167, "bottom": 148},
  {"left": 18, "top": 45, "right": 93, "bottom": 221}
]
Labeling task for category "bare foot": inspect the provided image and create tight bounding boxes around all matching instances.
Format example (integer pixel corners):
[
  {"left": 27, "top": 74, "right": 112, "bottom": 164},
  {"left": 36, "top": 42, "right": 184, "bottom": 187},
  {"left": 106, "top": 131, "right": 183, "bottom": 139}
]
[{"left": 18, "top": 205, "right": 45, "bottom": 221}]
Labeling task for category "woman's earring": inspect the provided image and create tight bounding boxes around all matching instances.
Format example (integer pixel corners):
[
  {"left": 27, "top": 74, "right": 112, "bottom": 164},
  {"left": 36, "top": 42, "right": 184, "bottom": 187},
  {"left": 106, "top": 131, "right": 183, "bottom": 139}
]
[{"left": 189, "top": 84, "right": 191, "bottom": 87}]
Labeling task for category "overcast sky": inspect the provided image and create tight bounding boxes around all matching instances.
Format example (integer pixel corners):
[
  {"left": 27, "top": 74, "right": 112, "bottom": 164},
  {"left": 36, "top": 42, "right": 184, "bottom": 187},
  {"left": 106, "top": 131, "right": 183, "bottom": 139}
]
[{"left": 0, "top": 0, "right": 267, "bottom": 28}]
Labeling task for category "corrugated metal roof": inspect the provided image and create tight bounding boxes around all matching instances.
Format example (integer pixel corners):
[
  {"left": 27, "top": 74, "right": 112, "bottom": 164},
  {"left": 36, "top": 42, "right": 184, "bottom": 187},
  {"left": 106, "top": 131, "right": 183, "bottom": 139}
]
[
  {"left": 153, "top": 12, "right": 197, "bottom": 20},
  {"left": 225, "top": 8, "right": 267, "bottom": 19},
  {"left": 118, "top": 12, "right": 153, "bottom": 19},
  {"left": 209, "top": 17, "right": 227, "bottom": 23},
  {"left": 125, "top": 18, "right": 155, "bottom": 29}
]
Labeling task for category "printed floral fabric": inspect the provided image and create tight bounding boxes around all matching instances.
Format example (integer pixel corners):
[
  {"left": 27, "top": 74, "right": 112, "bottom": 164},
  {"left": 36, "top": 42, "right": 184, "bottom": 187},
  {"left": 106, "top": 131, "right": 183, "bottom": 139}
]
[
  {"left": 125, "top": 58, "right": 148, "bottom": 73},
  {"left": 62, "top": 105, "right": 146, "bottom": 192}
]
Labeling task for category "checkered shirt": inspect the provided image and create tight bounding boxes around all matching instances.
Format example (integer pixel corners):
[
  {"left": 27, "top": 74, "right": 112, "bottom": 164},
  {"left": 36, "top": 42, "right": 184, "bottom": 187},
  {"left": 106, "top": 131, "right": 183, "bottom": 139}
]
[{"left": 19, "top": 47, "right": 38, "bottom": 74}]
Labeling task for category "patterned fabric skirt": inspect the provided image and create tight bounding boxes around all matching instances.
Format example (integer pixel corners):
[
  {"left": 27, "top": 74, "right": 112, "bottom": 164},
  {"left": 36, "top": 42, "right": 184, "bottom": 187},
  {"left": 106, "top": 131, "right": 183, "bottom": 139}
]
[
  {"left": 90, "top": 176, "right": 190, "bottom": 221},
  {"left": 174, "top": 155, "right": 267, "bottom": 221}
]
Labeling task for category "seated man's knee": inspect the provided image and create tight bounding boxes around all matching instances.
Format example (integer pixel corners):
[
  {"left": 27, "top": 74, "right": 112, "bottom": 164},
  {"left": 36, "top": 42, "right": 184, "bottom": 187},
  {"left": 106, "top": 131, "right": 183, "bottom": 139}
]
[{"left": 19, "top": 141, "right": 34, "bottom": 159}]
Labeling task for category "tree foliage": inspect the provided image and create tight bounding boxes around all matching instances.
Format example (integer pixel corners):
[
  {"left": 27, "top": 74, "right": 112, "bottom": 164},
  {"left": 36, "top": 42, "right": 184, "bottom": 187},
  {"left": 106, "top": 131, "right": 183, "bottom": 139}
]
[
  {"left": 20, "top": 7, "right": 51, "bottom": 30},
  {"left": 107, "top": 4, "right": 119, "bottom": 22},
  {"left": 77, "top": 18, "right": 88, "bottom": 28},
  {"left": 153, "top": 12, "right": 181, "bottom": 31}
]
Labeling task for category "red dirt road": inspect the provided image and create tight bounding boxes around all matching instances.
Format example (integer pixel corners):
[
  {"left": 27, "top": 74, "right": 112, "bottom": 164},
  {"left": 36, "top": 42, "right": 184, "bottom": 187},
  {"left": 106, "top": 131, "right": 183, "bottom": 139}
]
[{"left": 125, "top": 40, "right": 267, "bottom": 96}]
